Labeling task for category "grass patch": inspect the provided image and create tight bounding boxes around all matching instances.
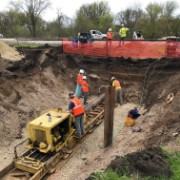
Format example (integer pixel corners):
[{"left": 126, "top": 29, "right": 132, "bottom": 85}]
[
  {"left": 14, "top": 43, "right": 40, "bottom": 48},
  {"left": 90, "top": 169, "right": 131, "bottom": 180},
  {"left": 90, "top": 149, "right": 180, "bottom": 180},
  {"left": 164, "top": 151, "right": 180, "bottom": 180}
]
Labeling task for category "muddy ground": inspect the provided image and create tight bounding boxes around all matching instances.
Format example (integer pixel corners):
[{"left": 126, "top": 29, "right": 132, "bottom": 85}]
[{"left": 0, "top": 42, "right": 179, "bottom": 179}]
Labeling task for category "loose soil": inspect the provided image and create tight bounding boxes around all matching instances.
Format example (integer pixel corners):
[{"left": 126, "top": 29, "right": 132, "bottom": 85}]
[
  {"left": 87, "top": 147, "right": 172, "bottom": 179},
  {"left": 106, "top": 147, "right": 172, "bottom": 178},
  {"left": 0, "top": 41, "right": 24, "bottom": 61},
  {"left": 0, "top": 41, "right": 179, "bottom": 179}
]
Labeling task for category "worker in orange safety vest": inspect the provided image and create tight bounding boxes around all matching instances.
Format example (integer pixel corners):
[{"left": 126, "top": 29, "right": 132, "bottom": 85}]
[
  {"left": 111, "top": 77, "right": 123, "bottom": 105},
  {"left": 75, "top": 69, "right": 84, "bottom": 98},
  {"left": 107, "top": 28, "right": 113, "bottom": 45},
  {"left": 82, "top": 76, "right": 89, "bottom": 105},
  {"left": 68, "top": 92, "right": 85, "bottom": 138}
]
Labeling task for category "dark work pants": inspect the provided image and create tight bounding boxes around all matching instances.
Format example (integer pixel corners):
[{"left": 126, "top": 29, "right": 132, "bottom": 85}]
[{"left": 74, "top": 114, "right": 85, "bottom": 137}]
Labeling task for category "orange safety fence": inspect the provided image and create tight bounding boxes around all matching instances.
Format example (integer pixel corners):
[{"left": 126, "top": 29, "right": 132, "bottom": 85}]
[
  {"left": 166, "top": 40, "right": 180, "bottom": 58},
  {"left": 62, "top": 39, "right": 180, "bottom": 59}
]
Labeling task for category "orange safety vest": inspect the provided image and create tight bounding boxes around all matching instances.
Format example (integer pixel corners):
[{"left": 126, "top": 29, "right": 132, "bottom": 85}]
[
  {"left": 82, "top": 80, "right": 89, "bottom": 92},
  {"left": 71, "top": 97, "right": 84, "bottom": 116},
  {"left": 77, "top": 74, "right": 83, "bottom": 85},
  {"left": 107, "top": 32, "right": 113, "bottom": 40},
  {"left": 113, "top": 80, "right": 121, "bottom": 90}
]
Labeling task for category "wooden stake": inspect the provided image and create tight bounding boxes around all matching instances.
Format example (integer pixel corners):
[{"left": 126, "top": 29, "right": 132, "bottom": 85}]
[{"left": 104, "top": 86, "right": 115, "bottom": 148}]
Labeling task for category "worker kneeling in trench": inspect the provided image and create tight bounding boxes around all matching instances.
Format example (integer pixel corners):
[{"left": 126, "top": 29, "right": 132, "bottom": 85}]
[{"left": 124, "top": 108, "right": 141, "bottom": 127}]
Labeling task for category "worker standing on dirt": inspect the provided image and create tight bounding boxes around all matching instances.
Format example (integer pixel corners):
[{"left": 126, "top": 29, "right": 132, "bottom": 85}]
[
  {"left": 68, "top": 92, "right": 85, "bottom": 138},
  {"left": 107, "top": 28, "right": 113, "bottom": 45},
  {"left": 119, "top": 24, "right": 129, "bottom": 45},
  {"left": 111, "top": 77, "right": 123, "bottom": 105},
  {"left": 75, "top": 69, "right": 84, "bottom": 98},
  {"left": 82, "top": 76, "right": 89, "bottom": 105}
]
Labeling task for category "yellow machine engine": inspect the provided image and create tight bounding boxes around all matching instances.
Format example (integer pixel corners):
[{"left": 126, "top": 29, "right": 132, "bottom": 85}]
[{"left": 26, "top": 108, "right": 76, "bottom": 153}]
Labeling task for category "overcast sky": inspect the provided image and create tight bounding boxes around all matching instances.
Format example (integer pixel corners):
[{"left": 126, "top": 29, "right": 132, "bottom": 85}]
[{"left": 0, "top": 0, "right": 179, "bottom": 21}]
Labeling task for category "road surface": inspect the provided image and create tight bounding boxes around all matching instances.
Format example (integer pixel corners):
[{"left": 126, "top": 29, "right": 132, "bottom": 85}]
[{"left": 0, "top": 38, "right": 62, "bottom": 46}]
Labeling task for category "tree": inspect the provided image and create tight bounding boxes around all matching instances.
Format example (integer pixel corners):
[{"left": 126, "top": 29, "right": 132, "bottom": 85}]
[
  {"left": 159, "top": 1, "right": 179, "bottom": 36},
  {"left": 115, "top": 4, "right": 144, "bottom": 39},
  {"left": 162, "top": 0, "right": 178, "bottom": 17},
  {"left": 0, "top": 12, "right": 10, "bottom": 36},
  {"left": 75, "top": 1, "right": 111, "bottom": 33},
  {"left": 145, "top": 3, "right": 163, "bottom": 38},
  {"left": 98, "top": 14, "right": 114, "bottom": 32},
  {"left": 45, "top": 15, "right": 73, "bottom": 39},
  {"left": 56, "top": 9, "right": 64, "bottom": 38},
  {"left": 10, "top": 0, "right": 50, "bottom": 37}
]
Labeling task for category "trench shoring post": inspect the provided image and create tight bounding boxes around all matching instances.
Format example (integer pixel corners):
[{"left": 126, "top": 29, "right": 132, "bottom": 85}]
[{"left": 104, "top": 86, "right": 115, "bottom": 148}]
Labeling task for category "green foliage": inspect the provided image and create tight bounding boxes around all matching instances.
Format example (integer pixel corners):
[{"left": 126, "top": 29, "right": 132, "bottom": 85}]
[
  {"left": 74, "top": 1, "right": 111, "bottom": 34},
  {"left": 91, "top": 169, "right": 130, "bottom": 180},
  {"left": 14, "top": 43, "right": 40, "bottom": 48},
  {"left": 98, "top": 14, "right": 114, "bottom": 32},
  {"left": 164, "top": 151, "right": 180, "bottom": 180},
  {"left": 9, "top": 0, "right": 51, "bottom": 37},
  {"left": 0, "top": 0, "right": 179, "bottom": 39},
  {"left": 90, "top": 149, "right": 180, "bottom": 180}
]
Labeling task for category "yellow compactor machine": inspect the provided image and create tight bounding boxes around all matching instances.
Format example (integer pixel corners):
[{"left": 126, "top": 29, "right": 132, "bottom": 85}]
[{"left": 15, "top": 108, "right": 78, "bottom": 179}]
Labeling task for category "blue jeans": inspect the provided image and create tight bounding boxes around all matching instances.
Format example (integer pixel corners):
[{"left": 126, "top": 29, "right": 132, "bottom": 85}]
[
  {"left": 119, "top": 37, "right": 125, "bottom": 45},
  {"left": 74, "top": 114, "right": 85, "bottom": 137}
]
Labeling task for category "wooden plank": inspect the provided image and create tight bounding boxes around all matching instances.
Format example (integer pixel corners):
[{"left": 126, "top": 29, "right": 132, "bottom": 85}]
[
  {"left": 88, "top": 112, "right": 100, "bottom": 115},
  {"left": 104, "top": 86, "right": 115, "bottom": 148}
]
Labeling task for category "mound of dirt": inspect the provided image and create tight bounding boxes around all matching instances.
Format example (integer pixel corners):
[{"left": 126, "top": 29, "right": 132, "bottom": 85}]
[
  {"left": 0, "top": 41, "right": 24, "bottom": 61},
  {"left": 89, "top": 147, "right": 172, "bottom": 179}
]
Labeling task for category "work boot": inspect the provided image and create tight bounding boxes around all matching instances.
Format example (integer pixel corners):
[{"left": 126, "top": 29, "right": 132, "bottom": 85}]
[
  {"left": 74, "top": 135, "right": 81, "bottom": 139},
  {"left": 81, "top": 131, "right": 86, "bottom": 136},
  {"left": 83, "top": 101, "right": 88, "bottom": 105},
  {"left": 74, "top": 133, "right": 81, "bottom": 139}
]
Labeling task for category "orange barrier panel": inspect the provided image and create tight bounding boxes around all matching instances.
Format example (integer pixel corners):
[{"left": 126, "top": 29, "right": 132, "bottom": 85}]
[
  {"left": 166, "top": 40, "right": 180, "bottom": 58},
  {"left": 63, "top": 39, "right": 180, "bottom": 59}
]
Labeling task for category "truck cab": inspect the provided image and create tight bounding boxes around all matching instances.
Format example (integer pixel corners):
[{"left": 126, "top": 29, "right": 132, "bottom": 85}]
[{"left": 90, "top": 30, "right": 107, "bottom": 40}]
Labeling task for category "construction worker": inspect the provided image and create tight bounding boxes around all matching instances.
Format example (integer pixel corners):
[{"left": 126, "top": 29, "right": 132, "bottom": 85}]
[
  {"left": 68, "top": 92, "right": 85, "bottom": 138},
  {"left": 75, "top": 69, "right": 84, "bottom": 98},
  {"left": 136, "top": 31, "right": 144, "bottom": 40},
  {"left": 119, "top": 24, "right": 129, "bottom": 45},
  {"left": 107, "top": 28, "right": 113, "bottom": 45},
  {"left": 111, "top": 77, "right": 123, "bottom": 105},
  {"left": 82, "top": 76, "right": 89, "bottom": 105},
  {"left": 124, "top": 108, "right": 141, "bottom": 126},
  {"left": 133, "top": 31, "right": 144, "bottom": 40}
]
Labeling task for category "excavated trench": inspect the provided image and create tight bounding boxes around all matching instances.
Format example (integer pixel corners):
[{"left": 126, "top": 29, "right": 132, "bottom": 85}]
[{"left": 0, "top": 46, "right": 179, "bottom": 178}]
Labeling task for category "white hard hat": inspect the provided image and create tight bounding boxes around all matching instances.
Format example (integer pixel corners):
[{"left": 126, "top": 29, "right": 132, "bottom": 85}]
[
  {"left": 83, "top": 76, "right": 87, "bottom": 80},
  {"left": 79, "top": 69, "right": 84, "bottom": 74},
  {"left": 111, "top": 77, "right": 115, "bottom": 81},
  {"left": 108, "top": 28, "right": 112, "bottom": 32},
  {"left": 121, "top": 24, "right": 124, "bottom": 27}
]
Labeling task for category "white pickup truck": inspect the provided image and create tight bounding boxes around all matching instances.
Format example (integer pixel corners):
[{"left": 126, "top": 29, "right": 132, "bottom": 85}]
[{"left": 90, "top": 30, "right": 107, "bottom": 40}]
